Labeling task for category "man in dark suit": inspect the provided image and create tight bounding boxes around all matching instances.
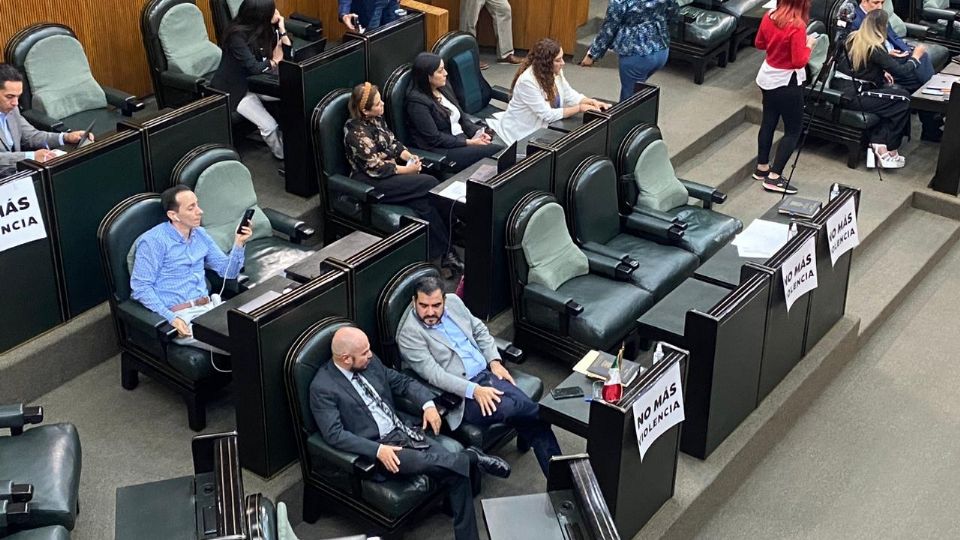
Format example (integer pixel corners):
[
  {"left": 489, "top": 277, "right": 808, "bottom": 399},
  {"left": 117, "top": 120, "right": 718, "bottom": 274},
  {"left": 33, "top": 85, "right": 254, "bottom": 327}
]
[
  {"left": 309, "top": 326, "right": 511, "bottom": 540},
  {"left": 397, "top": 275, "right": 561, "bottom": 477},
  {"left": 0, "top": 64, "right": 93, "bottom": 178}
]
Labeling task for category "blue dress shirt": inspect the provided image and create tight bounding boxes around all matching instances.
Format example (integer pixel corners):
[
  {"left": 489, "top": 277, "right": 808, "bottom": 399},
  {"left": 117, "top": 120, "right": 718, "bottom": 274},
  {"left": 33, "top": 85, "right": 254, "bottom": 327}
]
[
  {"left": 130, "top": 222, "right": 245, "bottom": 323},
  {"left": 424, "top": 311, "right": 489, "bottom": 399}
]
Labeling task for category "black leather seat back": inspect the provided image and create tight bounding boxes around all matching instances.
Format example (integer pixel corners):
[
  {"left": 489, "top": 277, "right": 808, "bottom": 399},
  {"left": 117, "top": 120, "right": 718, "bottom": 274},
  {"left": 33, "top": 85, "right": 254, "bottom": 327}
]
[
  {"left": 208, "top": 0, "right": 233, "bottom": 44},
  {"left": 383, "top": 64, "right": 413, "bottom": 146},
  {"left": 432, "top": 31, "right": 492, "bottom": 115},
  {"left": 377, "top": 262, "right": 440, "bottom": 369},
  {"left": 285, "top": 317, "right": 355, "bottom": 438},
  {"left": 98, "top": 194, "right": 165, "bottom": 303},
  {"left": 312, "top": 89, "right": 353, "bottom": 180},
  {"left": 566, "top": 156, "right": 622, "bottom": 247},
  {"left": 3, "top": 23, "right": 76, "bottom": 109},
  {"left": 617, "top": 123, "right": 663, "bottom": 206},
  {"left": 505, "top": 191, "right": 557, "bottom": 291},
  {"left": 172, "top": 143, "right": 242, "bottom": 189}
]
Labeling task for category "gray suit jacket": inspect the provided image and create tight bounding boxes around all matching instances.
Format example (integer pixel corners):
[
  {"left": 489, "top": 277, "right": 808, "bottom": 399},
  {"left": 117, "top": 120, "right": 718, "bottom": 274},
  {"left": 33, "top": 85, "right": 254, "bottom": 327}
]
[
  {"left": 0, "top": 108, "right": 62, "bottom": 176},
  {"left": 397, "top": 294, "right": 499, "bottom": 429}
]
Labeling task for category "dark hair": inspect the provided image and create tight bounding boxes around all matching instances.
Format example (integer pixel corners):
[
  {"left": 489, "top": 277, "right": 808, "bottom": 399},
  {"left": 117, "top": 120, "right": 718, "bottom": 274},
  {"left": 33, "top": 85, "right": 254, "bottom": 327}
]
[
  {"left": 410, "top": 52, "right": 444, "bottom": 98},
  {"left": 223, "top": 0, "right": 277, "bottom": 56},
  {"left": 348, "top": 82, "right": 380, "bottom": 120},
  {"left": 511, "top": 38, "right": 562, "bottom": 105},
  {"left": 0, "top": 64, "right": 24, "bottom": 87},
  {"left": 161, "top": 185, "right": 192, "bottom": 220},
  {"left": 413, "top": 275, "right": 444, "bottom": 298}
]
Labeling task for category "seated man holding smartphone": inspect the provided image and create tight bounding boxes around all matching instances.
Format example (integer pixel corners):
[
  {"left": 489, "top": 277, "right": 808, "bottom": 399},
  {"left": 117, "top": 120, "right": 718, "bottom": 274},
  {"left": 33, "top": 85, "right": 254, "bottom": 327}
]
[
  {"left": 130, "top": 185, "right": 252, "bottom": 353},
  {"left": 397, "top": 275, "right": 561, "bottom": 477}
]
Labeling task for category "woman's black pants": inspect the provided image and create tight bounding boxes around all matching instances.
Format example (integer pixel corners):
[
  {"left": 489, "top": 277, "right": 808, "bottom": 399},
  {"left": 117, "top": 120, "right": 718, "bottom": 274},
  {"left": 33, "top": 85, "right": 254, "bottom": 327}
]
[{"left": 757, "top": 77, "right": 804, "bottom": 176}]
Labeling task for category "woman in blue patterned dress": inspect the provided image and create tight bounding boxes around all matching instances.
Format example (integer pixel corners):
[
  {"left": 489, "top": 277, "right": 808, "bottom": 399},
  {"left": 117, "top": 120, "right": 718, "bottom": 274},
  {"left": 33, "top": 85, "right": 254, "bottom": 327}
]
[{"left": 580, "top": 0, "right": 680, "bottom": 101}]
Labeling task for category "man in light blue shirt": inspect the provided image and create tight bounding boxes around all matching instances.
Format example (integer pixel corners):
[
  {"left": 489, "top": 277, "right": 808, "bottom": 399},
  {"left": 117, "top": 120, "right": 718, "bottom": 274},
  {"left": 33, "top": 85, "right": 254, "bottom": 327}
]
[
  {"left": 130, "top": 185, "right": 251, "bottom": 352},
  {"left": 0, "top": 64, "right": 94, "bottom": 178}
]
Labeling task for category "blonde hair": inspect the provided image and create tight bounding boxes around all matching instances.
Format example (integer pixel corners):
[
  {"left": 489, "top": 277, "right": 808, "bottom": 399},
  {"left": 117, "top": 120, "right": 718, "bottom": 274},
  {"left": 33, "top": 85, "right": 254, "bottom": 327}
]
[{"left": 846, "top": 10, "right": 888, "bottom": 72}]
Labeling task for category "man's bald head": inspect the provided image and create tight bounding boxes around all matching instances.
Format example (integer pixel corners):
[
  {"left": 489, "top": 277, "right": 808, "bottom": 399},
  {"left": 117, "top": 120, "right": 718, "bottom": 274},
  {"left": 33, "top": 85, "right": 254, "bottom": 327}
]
[{"left": 331, "top": 327, "right": 373, "bottom": 371}]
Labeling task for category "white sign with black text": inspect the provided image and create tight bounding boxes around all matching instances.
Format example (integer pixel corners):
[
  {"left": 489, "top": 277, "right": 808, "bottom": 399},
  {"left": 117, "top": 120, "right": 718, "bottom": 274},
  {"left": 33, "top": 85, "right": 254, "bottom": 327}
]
[
  {"left": 781, "top": 236, "right": 818, "bottom": 312},
  {"left": 0, "top": 177, "right": 46, "bottom": 253},
  {"left": 826, "top": 197, "right": 859, "bottom": 266},
  {"left": 633, "top": 362, "right": 684, "bottom": 461}
]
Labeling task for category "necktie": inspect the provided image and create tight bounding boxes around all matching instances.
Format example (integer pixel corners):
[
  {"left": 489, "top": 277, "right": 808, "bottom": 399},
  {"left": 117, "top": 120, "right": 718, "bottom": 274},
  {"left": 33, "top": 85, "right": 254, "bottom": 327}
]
[
  {"left": 0, "top": 114, "right": 13, "bottom": 148},
  {"left": 353, "top": 372, "right": 425, "bottom": 442}
]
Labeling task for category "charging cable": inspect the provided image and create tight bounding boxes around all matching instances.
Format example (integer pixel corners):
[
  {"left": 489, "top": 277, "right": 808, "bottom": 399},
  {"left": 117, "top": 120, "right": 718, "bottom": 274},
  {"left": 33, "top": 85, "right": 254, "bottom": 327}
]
[{"left": 207, "top": 215, "right": 249, "bottom": 374}]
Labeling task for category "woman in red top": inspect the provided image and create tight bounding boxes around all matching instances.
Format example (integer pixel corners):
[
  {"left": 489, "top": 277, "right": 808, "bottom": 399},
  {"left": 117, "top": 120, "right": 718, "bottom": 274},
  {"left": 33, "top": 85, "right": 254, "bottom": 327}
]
[{"left": 753, "top": 0, "right": 815, "bottom": 194}]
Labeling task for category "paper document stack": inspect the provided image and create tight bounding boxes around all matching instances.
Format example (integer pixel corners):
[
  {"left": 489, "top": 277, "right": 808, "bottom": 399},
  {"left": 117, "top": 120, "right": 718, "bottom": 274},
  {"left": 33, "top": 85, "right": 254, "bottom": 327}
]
[{"left": 731, "top": 219, "right": 789, "bottom": 259}]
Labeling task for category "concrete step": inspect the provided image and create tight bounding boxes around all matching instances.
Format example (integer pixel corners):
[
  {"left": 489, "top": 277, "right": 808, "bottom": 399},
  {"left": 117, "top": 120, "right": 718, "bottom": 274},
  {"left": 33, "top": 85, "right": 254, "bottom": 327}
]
[
  {"left": 675, "top": 119, "right": 779, "bottom": 196},
  {"left": 847, "top": 206, "right": 960, "bottom": 342}
]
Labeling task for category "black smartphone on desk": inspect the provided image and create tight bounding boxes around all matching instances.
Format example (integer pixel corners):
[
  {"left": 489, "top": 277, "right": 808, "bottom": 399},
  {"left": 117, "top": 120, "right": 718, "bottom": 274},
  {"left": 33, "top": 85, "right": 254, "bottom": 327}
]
[
  {"left": 236, "top": 208, "right": 255, "bottom": 234},
  {"left": 550, "top": 386, "right": 584, "bottom": 400}
]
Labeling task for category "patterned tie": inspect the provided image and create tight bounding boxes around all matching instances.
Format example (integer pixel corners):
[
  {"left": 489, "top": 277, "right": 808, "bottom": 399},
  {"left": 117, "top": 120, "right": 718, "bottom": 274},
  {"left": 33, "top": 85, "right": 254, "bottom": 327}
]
[{"left": 352, "top": 372, "right": 425, "bottom": 442}]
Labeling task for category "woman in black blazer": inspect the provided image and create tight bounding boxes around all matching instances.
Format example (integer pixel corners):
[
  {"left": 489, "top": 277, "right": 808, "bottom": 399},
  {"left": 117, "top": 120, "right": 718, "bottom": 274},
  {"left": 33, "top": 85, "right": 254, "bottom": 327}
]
[
  {"left": 405, "top": 53, "right": 503, "bottom": 173},
  {"left": 210, "top": 0, "right": 291, "bottom": 159}
]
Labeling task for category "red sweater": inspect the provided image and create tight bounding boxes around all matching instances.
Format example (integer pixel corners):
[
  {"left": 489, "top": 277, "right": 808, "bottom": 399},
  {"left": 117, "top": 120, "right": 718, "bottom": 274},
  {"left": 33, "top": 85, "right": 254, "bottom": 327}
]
[{"left": 755, "top": 13, "right": 810, "bottom": 70}]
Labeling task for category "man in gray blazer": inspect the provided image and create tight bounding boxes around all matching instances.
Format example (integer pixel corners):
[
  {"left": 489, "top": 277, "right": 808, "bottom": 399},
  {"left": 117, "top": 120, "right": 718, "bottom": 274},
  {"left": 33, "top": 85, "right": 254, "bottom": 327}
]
[
  {"left": 397, "top": 275, "right": 560, "bottom": 476},
  {"left": 0, "top": 64, "right": 93, "bottom": 178}
]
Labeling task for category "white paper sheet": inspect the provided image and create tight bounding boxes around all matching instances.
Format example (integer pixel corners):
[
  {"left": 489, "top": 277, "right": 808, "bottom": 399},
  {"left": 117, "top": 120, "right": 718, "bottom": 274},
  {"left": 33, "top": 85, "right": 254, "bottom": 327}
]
[
  {"left": 438, "top": 180, "right": 467, "bottom": 201},
  {"left": 732, "top": 219, "right": 790, "bottom": 259},
  {"left": 763, "top": 0, "right": 776, "bottom": 8}
]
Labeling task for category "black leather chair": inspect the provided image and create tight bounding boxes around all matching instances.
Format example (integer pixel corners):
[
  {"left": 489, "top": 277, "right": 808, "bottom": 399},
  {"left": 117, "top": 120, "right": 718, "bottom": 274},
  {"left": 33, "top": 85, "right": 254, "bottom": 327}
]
[
  {"left": 432, "top": 32, "right": 511, "bottom": 122},
  {"left": 669, "top": 0, "right": 738, "bottom": 84},
  {"left": 0, "top": 527, "right": 69, "bottom": 540},
  {"left": 912, "top": 0, "right": 960, "bottom": 42},
  {"left": 311, "top": 89, "right": 416, "bottom": 240},
  {"left": 0, "top": 404, "right": 80, "bottom": 533},
  {"left": 506, "top": 192, "right": 654, "bottom": 362},
  {"left": 3, "top": 24, "right": 144, "bottom": 135},
  {"left": 382, "top": 64, "right": 454, "bottom": 169},
  {"left": 617, "top": 125, "right": 742, "bottom": 261},
  {"left": 208, "top": 0, "right": 325, "bottom": 58},
  {"left": 284, "top": 317, "right": 465, "bottom": 534},
  {"left": 377, "top": 262, "right": 544, "bottom": 451},
  {"left": 141, "top": 0, "right": 221, "bottom": 109},
  {"left": 566, "top": 156, "right": 700, "bottom": 301},
  {"left": 171, "top": 143, "right": 316, "bottom": 287},
  {"left": 97, "top": 193, "right": 231, "bottom": 431}
]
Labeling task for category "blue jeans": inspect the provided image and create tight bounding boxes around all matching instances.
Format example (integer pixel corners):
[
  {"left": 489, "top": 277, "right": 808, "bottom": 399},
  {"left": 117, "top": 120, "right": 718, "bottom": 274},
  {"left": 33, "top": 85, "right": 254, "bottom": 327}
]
[
  {"left": 618, "top": 48, "right": 669, "bottom": 102},
  {"left": 359, "top": 0, "right": 401, "bottom": 29}
]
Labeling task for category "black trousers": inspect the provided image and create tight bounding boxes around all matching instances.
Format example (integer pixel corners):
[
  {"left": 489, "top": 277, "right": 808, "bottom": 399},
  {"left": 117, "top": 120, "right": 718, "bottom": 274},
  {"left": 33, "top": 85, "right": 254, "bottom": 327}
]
[
  {"left": 353, "top": 171, "right": 451, "bottom": 258},
  {"left": 757, "top": 76, "right": 804, "bottom": 176},
  {"left": 430, "top": 143, "right": 504, "bottom": 173},
  {"left": 848, "top": 87, "right": 912, "bottom": 150}
]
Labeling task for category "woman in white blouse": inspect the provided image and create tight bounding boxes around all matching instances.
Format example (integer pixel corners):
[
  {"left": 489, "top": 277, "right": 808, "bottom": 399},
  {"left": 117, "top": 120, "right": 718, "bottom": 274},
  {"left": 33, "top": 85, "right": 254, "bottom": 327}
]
[{"left": 490, "top": 38, "right": 610, "bottom": 145}]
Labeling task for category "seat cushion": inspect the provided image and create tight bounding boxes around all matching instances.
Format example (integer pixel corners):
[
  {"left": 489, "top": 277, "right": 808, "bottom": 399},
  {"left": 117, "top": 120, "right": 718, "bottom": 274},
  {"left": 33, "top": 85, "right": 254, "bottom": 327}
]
[
  {"left": 677, "top": 7, "right": 738, "bottom": 48},
  {"left": 521, "top": 202, "right": 589, "bottom": 291},
  {"left": 194, "top": 161, "right": 273, "bottom": 251},
  {"left": 160, "top": 3, "right": 222, "bottom": 77},
  {"left": 0, "top": 424, "right": 80, "bottom": 530},
  {"left": 165, "top": 343, "right": 220, "bottom": 381},
  {"left": 669, "top": 206, "right": 742, "bottom": 261},
  {"left": 371, "top": 203, "right": 417, "bottom": 233},
  {"left": 242, "top": 236, "right": 314, "bottom": 286},
  {"left": 632, "top": 139, "right": 690, "bottom": 213},
  {"left": 24, "top": 35, "right": 107, "bottom": 120},
  {"left": 2, "top": 526, "right": 71, "bottom": 540},
  {"left": 605, "top": 233, "right": 699, "bottom": 299},
  {"left": 717, "top": 0, "right": 765, "bottom": 18}
]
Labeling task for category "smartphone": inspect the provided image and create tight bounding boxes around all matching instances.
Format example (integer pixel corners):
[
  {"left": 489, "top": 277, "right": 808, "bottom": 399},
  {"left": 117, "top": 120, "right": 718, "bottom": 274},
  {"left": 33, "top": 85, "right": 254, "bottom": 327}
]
[
  {"left": 236, "top": 208, "right": 255, "bottom": 234},
  {"left": 550, "top": 386, "right": 584, "bottom": 400}
]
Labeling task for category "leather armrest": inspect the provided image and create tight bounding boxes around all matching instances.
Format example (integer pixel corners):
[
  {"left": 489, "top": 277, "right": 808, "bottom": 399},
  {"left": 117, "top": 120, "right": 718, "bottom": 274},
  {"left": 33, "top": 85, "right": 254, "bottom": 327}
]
[
  {"left": 584, "top": 250, "right": 634, "bottom": 281},
  {"left": 490, "top": 85, "right": 511, "bottom": 104},
  {"left": 0, "top": 404, "right": 43, "bottom": 432},
  {"left": 306, "top": 433, "right": 375, "bottom": 476},
  {"left": 581, "top": 241, "right": 639, "bottom": 269},
  {"left": 328, "top": 173, "right": 384, "bottom": 202},
  {"left": 680, "top": 179, "right": 726, "bottom": 208},
  {"left": 117, "top": 300, "right": 178, "bottom": 341},
  {"left": 407, "top": 147, "right": 452, "bottom": 172},
  {"left": 262, "top": 207, "right": 316, "bottom": 243},
  {"left": 160, "top": 71, "right": 207, "bottom": 93},
  {"left": 922, "top": 7, "right": 958, "bottom": 21},
  {"left": 524, "top": 283, "right": 583, "bottom": 316},
  {"left": 285, "top": 17, "right": 322, "bottom": 41},
  {"left": 247, "top": 74, "right": 281, "bottom": 98},
  {"left": 903, "top": 22, "right": 929, "bottom": 38},
  {"left": 493, "top": 337, "right": 523, "bottom": 363},
  {"left": 103, "top": 87, "right": 145, "bottom": 116},
  {"left": 808, "top": 85, "right": 844, "bottom": 105},
  {"left": 624, "top": 210, "right": 685, "bottom": 243},
  {"left": 0, "top": 500, "right": 31, "bottom": 530},
  {"left": 630, "top": 205, "right": 686, "bottom": 227},
  {"left": 21, "top": 109, "right": 64, "bottom": 132},
  {"left": 0, "top": 482, "right": 33, "bottom": 503}
]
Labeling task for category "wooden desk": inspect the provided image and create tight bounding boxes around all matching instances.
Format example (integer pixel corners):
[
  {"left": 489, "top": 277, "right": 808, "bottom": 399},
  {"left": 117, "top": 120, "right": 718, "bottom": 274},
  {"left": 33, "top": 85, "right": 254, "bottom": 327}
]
[{"left": 284, "top": 230, "right": 381, "bottom": 283}]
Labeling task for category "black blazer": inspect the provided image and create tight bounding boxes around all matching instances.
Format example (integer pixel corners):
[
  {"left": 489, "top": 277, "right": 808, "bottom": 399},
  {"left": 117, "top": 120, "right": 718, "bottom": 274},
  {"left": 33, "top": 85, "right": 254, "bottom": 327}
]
[
  {"left": 405, "top": 86, "right": 481, "bottom": 150},
  {"left": 309, "top": 355, "right": 436, "bottom": 460},
  {"left": 210, "top": 32, "right": 275, "bottom": 111}
]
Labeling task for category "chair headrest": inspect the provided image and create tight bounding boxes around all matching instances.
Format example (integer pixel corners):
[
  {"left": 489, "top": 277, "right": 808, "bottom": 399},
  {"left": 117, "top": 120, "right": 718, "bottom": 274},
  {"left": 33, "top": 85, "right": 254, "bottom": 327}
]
[
  {"left": 172, "top": 144, "right": 242, "bottom": 189},
  {"left": 384, "top": 64, "right": 413, "bottom": 143},
  {"left": 312, "top": 90, "right": 352, "bottom": 175},
  {"left": 286, "top": 317, "right": 356, "bottom": 435},
  {"left": 618, "top": 123, "right": 662, "bottom": 174},
  {"left": 99, "top": 195, "right": 164, "bottom": 302},
  {"left": 379, "top": 262, "right": 440, "bottom": 350}
]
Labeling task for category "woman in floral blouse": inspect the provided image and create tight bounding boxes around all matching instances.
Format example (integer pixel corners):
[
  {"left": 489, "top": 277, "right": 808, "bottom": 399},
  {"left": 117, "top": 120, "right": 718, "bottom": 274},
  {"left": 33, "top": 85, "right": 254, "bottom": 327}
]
[
  {"left": 580, "top": 0, "right": 679, "bottom": 101},
  {"left": 343, "top": 82, "right": 463, "bottom": 273}
]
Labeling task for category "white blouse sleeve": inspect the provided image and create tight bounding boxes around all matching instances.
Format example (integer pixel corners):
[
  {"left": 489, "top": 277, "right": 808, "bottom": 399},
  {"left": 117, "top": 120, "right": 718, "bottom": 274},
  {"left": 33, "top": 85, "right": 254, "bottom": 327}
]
[
  {"left": 514, "top": 75, "right": 566, "bottom": 125},
  {"left": 557, "top": 71, "right": 586, "bottom": 107}
]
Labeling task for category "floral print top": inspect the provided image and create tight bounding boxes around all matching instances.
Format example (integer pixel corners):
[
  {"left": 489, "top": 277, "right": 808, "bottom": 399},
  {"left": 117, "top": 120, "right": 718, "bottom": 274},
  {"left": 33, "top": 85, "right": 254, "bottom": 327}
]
[
  {"left": 344, "top": 116, "right": 407, "bottom": 178},
  {"left": 588, "top": 0, "right": 680, "bottom": 60}
]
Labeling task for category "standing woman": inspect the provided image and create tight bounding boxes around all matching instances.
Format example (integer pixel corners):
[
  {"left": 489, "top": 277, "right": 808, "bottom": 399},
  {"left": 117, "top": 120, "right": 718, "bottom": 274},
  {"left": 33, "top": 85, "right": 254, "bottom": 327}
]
[
  {"left": 835, "top": 9, "right": 922, "bottom": 169},
  {"left": 579, "top": 0, "right": 679, "bottom": 101},
  {"left": 211, "top": 0, "right": 290, "bottom": 160},
  {"left": 405, "top": 52, "right": 503, "bottom": 173},
  {"left": 344, "top": 82, "right": 463, "bottom": 273},
  {"left": 753, "top": 0, "right": 815, "bottom": 194},
  {"left": 489, "top": 38, "right": 610, "bottom": 146}
]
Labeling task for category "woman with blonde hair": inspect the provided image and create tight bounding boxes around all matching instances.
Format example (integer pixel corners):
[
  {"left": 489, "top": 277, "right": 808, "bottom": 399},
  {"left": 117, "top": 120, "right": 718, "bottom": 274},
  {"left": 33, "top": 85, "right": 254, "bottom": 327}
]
[
  {"left": 489, "top": 38, "right": 610, "bottom": 145},
  {"left": 834, "top": 9, "right": 924, "bottom": 168}
]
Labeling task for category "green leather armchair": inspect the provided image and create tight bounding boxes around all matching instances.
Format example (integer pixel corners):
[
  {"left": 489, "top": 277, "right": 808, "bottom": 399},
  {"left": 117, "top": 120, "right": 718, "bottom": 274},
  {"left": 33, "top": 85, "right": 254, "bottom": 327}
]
[
  {"left": 567, "top": 156, "right": 700, "bottom": 301},
  {"left": 0, "top": 404, "right": 80, "bottom": 534},
  {"left": 171, "top": 143, "right": 316, "bottom": 287},
  {"left": 506, "top": 192, "right": 653, "bottom": 362},
  {"left": 97, "top": 194, "right": 231, "bottom": 431},
  {"left": 382, "top": 64, "right": 453, "bottom": 172},
  {"left": 141, "top": 0, "right": 222, "bottom": 109},
  {"left": 283, "top": 317, "right": 465, "bottom": 535},
  {"left": 3, "top": 24, "right": 144, "bottom": 135},
  {"left": 432, "top": 32, "right": 511, "bottom": 122},
  {"left": 617, "top": 124, "right": 741, "bottom": 262},
  {"left": 376, "top": 262, "right": 541, "bottom": 451},
  {"left": 669, "top": 0, "right": 737, "bottom": 84},
  {"left": 0, "top": 526, "right": 69, "bottom": 540}
]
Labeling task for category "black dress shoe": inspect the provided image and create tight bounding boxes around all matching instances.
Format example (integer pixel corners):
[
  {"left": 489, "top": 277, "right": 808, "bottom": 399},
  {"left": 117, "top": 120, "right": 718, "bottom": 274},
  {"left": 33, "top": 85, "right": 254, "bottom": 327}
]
[
  {"left": 465, "top": 446, "right": 511, "bottom": 478},
  {"left": 441, "top": 251, "right": 465, "bottom": 275}
]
